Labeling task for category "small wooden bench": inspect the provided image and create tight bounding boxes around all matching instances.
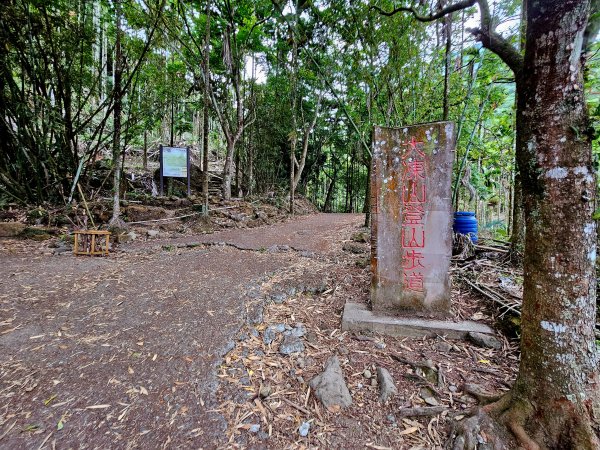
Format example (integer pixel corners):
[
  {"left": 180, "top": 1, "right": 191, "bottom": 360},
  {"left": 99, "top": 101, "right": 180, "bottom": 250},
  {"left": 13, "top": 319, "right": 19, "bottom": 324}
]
[{"left": 73, "top": 230, "right": 111, "bottom": 256}]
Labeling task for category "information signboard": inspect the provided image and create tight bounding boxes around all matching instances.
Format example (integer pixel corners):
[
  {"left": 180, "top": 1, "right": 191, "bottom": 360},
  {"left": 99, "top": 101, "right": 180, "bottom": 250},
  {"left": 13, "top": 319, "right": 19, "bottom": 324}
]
[{"left": 159, "top": 145, "right": 191, "bottom": 196}]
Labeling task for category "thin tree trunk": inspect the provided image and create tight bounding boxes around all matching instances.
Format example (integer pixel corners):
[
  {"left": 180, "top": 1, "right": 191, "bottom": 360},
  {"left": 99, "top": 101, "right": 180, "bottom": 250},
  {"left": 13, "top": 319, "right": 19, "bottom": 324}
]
[
  {"left": 143, "top": 130, "right": 148, "bottom": 171},
  {"left": 202, "top": 0, "right": 210, "bottom": 216},
  {"left": 442, "top": 4, "right": 452, "bottom": 121},
  {"left": 289, "top": 8, "right": 298, "bottom": 215},
  {"left": 509, "top": 0, "right": 527, "bottom": 259},
  {"left": 110, "top": 0, "right": 123, "bottom": 226}
]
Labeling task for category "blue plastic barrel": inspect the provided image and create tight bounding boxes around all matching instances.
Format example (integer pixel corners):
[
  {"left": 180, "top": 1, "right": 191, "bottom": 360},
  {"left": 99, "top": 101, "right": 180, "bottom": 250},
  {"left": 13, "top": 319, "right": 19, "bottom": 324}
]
[{"left": 453, "top": 211, "right": 478, "bottom": 243}]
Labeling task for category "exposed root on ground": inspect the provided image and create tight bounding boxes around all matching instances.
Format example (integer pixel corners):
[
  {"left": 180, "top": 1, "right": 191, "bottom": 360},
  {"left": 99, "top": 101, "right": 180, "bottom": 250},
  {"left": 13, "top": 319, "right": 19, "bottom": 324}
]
[{"left": 447, "top": 390, "right": 600, "bottom": 450}]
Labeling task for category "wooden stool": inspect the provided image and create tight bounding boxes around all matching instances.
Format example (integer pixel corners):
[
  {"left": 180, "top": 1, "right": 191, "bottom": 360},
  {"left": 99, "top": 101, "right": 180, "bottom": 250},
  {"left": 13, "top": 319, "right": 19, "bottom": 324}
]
[{"left": 73, "top": 230, "right": 111, "bottom": 256}]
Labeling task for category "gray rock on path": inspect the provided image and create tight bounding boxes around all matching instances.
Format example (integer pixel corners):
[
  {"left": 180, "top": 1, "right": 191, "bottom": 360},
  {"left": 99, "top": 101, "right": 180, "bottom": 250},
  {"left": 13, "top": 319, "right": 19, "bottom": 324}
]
[
  {"left": 298, "top": 421, "right": 310, "bottom": 437},
  {"left": 376, "top": 367, "right": 397, "bottom": 403},
  {"left": 279, "top": 334, "right": 305, "bottom": 355},
  {"left": 263, "top": 323, "right": 287, "bottom": 345},
  {"left": 468, "top": 331, "right": 502, "bottom": 350},
  {"left": 309, "top": 355, "right": 352, "bottom": 409}
]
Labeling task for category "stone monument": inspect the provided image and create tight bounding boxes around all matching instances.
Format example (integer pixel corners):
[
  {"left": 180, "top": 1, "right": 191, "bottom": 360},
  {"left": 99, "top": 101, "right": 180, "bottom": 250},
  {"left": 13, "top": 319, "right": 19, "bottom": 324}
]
[
  {"left": 371, "top": 122, "right": 455, "bottom": 315},
  {"left": 341, "top": 122, "right": 494, "bottom": 338}
]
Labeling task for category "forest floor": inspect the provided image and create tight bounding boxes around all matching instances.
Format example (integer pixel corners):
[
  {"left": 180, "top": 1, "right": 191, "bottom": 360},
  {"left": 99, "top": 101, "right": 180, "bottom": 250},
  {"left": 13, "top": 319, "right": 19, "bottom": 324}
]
[{"left": 0, "top": 212, "right": 519, "bottom": 450}]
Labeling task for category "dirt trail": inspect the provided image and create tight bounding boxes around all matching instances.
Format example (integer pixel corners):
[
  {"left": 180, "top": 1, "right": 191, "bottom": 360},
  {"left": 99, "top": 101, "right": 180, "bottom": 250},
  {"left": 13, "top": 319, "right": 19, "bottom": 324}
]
[
  {"left": 0, "top": 213, "right": 362, "bottom": 449},
  {"left": 126, "top": 213, "right": 363, "bottom": 255}
]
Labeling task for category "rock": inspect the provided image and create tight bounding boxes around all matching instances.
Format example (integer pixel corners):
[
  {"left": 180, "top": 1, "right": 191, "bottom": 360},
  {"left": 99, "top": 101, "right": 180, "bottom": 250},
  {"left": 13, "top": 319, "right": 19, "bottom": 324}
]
[
  {"left": 53, "top": 244, "right": 70, "bottom": 255},
  {"left": 286, "top": 286, "right": 297, "bottom": 296},
  {"left": 279, "top": 334, "right": 305, "bottom": 355},
  {"left": 263, "top": 327, "right": 277, "bottom": 345},
  {"left": 370, "top": 378, "right": 378, "bottom": 387},
  {"left": 0, "top": 222, "right": 26, "bottom": 237},
  {"left": 290, "top": 323, "right": 306, "bottom": 338},
  {"left": 351, "top": 231, "right": 369, "bottom": 243},
  {"left": 298, "top": 421, "right": 310, "bottom": 437},
  {"left": 262, "top": 323, "right": 286, "bottom": 344},
  {"left": 342, "top": 242, "right": 367, "bottom": 254},
  {"left": 375, "top": 341, "right": 386, "bottom": 349},
  {"left": 147, "top": 229, "right": 160, "bottom": 238},
  {"left": 309, "top": 356, "right": 352, "bottom": 409},
  {"left": 416, "top": 361, "right": 439, "bottom": 384},
  {"left": 305, "top": 331, "right": 318, "bottom": 344},
  {"left": 468, "top": 332, "right": 502, "bottom": 350},
  {"left": 127, "top": 231, "right": 138, "bottom": 241},
  {"left": 376, "top": 367, "right": 398, "bottom": 403},
  {"left": 246, "top": 304, "right": 263, "bottom": 325},
  {"left": 434, "top": 341, "right": 453, "bottom": 352},
  {"left": 363, "top": 369, "right": 372, "bottom": 379},
  {"left": 259, "top": 385, "right": 272, "bottom": 398},
  {"left": 386, "top": 414, "right": 397, "bottom": 424},
  {"left": 248, "top": 424, "right": 260, "bottom": 433},
  {"left": 449, "top": 385, "right": 458, "bottom": 393},
  {"left": 420, "top": 387, "right": 439, "bottom": 406},
  {"left": 270, "top": 292, "right": 287, "bottom": 304}
]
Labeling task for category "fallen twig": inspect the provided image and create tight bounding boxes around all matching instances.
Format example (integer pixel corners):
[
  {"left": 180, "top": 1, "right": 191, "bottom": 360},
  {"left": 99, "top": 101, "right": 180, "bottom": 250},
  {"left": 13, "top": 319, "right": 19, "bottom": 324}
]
[
  {"left": 475, "top": 245, "right": 508, "bottom": 253},
  {"left": 397, "top": 406, "right": 447, "bottom": 417}
]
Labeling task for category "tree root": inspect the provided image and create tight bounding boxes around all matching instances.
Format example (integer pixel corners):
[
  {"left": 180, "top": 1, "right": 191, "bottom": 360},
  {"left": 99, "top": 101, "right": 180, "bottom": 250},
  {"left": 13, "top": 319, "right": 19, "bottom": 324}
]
[{"left": 447, "top": 389, "right": 600, "bottom": 450}]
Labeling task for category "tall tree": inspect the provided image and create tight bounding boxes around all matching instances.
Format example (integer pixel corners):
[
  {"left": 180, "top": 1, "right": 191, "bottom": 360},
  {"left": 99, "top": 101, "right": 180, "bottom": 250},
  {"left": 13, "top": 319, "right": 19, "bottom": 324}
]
[
  {"left": 110, "top": 0, "right": 124, "bottom": 226},
  {"left": 202, "top": 0, "right": 211, "bottom": 216},
  {"left": 376, "top": 0, "right": 599, "bottom": 448}
]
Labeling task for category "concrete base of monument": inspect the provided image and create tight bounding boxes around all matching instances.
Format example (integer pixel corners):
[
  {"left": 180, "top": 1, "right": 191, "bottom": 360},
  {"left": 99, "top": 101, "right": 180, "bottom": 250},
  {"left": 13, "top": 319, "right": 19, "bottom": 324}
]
[{"left": 341, "top": 302, "right": 494, "bottom": 339}]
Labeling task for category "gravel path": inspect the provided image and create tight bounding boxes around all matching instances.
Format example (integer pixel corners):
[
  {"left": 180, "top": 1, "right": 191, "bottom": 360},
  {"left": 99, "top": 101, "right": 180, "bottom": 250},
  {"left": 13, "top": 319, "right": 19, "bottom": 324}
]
[{"left": 0, "top": 213, "right": 363, "bottom": 449}]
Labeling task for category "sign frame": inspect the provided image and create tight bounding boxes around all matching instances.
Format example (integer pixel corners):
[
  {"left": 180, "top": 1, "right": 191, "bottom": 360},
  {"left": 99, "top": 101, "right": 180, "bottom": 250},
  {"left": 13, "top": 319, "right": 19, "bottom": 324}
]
[{"left": 159, "top": 145, "right": 191, "bottom": 197}]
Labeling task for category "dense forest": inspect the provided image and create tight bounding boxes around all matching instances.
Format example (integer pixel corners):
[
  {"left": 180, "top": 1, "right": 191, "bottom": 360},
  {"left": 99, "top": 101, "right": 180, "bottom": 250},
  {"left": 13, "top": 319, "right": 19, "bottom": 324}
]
[{"left": 4, "top": 0, "right": 596, "bottom": 230}]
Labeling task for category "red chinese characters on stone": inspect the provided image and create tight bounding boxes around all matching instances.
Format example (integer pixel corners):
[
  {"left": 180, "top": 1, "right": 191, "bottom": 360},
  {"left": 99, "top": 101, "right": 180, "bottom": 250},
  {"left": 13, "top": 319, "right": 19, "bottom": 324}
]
[{"left": 400, "top": 137, "right": 426, "bottom": 293}]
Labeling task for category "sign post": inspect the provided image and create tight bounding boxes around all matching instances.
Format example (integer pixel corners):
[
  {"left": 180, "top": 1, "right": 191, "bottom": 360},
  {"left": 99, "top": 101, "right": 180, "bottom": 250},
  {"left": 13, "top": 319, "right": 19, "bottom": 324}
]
[
  {"left": 370, "top": 122, "right": 456, "bottom": 315},
  {"left": 159, "top": 145, "right": 191, "bottom": 197}
]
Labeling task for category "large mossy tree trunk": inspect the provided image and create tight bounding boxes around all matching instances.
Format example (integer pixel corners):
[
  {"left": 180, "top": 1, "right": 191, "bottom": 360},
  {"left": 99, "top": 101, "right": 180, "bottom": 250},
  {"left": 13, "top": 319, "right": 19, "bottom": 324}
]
[{"left": 502, "top": 1, "right": 600, "bottom": 446}]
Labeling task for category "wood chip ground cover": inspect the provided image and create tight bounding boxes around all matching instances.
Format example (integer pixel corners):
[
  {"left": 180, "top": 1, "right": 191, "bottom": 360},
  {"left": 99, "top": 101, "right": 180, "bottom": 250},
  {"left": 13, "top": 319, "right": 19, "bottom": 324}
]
[{"left": 216, "top": 237, "right": 519, "bottom": 449}]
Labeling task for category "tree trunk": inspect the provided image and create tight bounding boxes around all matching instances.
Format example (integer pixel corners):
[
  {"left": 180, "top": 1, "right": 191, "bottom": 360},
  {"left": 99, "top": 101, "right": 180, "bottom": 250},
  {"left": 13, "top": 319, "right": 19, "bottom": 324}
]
[
  {"left": 454, "top": 2, "right": 600, "bottom": 448},
  {"left": 506, "top": 2, "right": 600, "bottom": 447},
  {"left": 202, "top": 0, "right": 210, "bottom": 216},
  {"left": 109, "top": 0, "right": 124, "bottom": 227},
  {"left": 363, "top": 156, "right": 371, "bottom": 228},
  {"left": 289, "top": 10, "right": 298, "bottom": 215},
  {"left": 143, "top": 130, "right": 148, "bottom": 171},
  {"left": 323, "top": 167, "right": 337, "bottom": 213},
  {"left": 222, "top": 140, "right": 234, "bottom": 200},
  {"left": 509, "top": 0, "right": 527, "bottom": 261},
  {"left": 441, "top": 4, "right": 452, "bottom": 121}
]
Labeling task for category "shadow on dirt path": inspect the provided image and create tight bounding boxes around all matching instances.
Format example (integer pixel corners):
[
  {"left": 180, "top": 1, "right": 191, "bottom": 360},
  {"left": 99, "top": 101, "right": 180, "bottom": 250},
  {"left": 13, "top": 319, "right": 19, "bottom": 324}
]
[{"left": 0, "top": 213, "right": 363, "bottom": 449}]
